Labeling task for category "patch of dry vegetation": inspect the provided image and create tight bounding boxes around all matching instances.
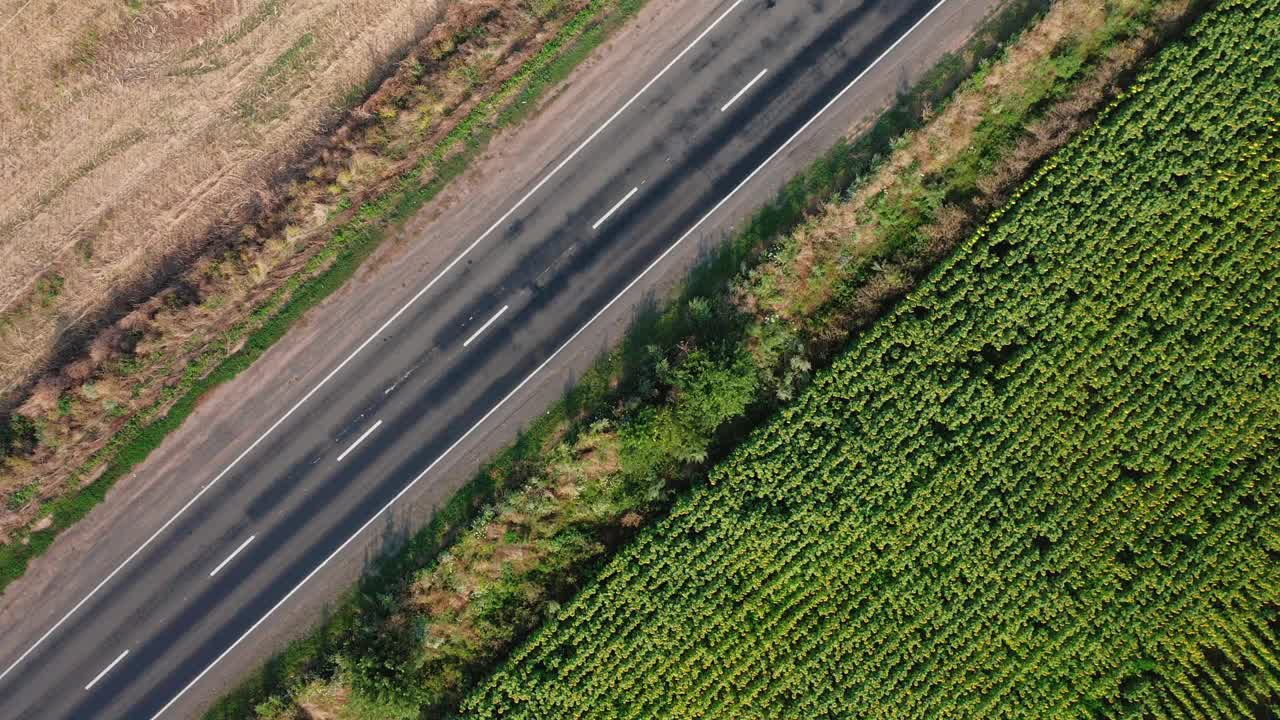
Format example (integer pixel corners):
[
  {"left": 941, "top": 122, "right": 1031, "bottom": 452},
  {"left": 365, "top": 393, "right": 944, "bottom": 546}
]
[
  {"left": 407, "top": 428, "right": 624, "bottom": 661},
  {"left": 0, "top": 0, "right": 456, "bottom": 393},
  {"left": 0, "top": 0, "right": 598, "bottom": 551}
]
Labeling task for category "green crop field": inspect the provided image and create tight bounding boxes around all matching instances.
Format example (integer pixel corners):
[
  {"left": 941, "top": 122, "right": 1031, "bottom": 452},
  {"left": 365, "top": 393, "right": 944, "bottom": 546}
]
[{"left": 460, "top": 1, "right": 1280, "bottom": 717}]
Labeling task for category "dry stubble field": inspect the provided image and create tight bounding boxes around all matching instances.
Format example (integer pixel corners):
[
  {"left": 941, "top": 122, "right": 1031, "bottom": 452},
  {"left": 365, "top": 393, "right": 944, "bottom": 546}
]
[{"left": 0, "top": 0, "right": 445, "bottom": 395}]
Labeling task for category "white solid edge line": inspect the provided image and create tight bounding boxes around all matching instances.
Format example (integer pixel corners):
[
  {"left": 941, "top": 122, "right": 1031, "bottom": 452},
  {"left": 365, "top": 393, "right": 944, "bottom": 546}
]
[
  {"left": 592, "top": 187, "right": 640, "bottom": 230},
  {"left": 84, "top": 650, "right": 128, "bottom": 692},
  {"left": 720, "top": 67, "right": 768, "bottom": 113},
  {"left": 147, "top": 2, "right": 949, "bottom": 717},
  {"left": 0, "top": 0, "right": 748, "bottom": 685},
  {"left": 208, "top": 535, "right": 257, "bottom": 578},
  {"left": 336, "top": 420, "right": 383, "bottom": 463},
  {"left": 463, "top": 305, "right": 510, "bottom": 348}
]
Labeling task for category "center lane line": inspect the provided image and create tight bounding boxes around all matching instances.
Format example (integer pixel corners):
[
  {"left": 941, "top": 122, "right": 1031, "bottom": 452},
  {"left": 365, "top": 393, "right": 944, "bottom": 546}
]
[
  {"left": 209, "top": 536, "right": 257, "bottom": 578},
  {"left": 463, "top": 305, "right": 510, "bottom": 348},
  {"left": 336, "top": 420, "right": 383, "bottom": 463},
  {"left": 84, "top": 650, "right": 128, "bottom": 691},
  {"left": 592, "top": 187, "right": 639, "bottom": 230},
  {"left": 720, "top": 67, "right": 767, "bottom": 112}
]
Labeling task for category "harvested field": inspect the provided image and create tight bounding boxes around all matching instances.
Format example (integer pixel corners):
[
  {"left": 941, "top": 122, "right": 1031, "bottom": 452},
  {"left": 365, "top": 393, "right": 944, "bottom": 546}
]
[{"left": 0, "top": 0, "right": 450, "bottom": 394}]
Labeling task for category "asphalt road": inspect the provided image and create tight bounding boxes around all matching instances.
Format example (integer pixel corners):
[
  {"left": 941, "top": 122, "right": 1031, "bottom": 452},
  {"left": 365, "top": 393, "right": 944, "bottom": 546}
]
[{"left": 0, "top": 1, "right": 962, "bottom": 716}]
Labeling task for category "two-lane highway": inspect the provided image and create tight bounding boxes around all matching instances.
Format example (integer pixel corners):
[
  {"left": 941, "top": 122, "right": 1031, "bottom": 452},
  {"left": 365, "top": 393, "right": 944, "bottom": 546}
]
[{"left": 0, "top": 1, "right": 964, "bottom": 716}]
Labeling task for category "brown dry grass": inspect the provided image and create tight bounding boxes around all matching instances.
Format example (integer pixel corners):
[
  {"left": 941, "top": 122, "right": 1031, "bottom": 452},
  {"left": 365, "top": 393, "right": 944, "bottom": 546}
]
[
  {"left": 0, "top": 0, "right": 449, "bottom": 397},
  {"left": 863, "top": 1, "right": 1109, "bottom": 197}
]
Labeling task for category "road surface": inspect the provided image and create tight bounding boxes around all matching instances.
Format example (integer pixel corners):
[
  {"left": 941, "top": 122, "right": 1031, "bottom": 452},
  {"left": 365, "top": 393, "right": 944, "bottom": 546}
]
[{"left": 0, "top": 0, "right": 995, "bottom": 716}]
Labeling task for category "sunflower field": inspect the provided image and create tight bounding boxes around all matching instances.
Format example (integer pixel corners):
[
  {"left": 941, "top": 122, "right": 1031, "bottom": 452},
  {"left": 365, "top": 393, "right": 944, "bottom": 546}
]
[{"left": 461, "top": 1, "right": 1280, "bottom": 717}]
